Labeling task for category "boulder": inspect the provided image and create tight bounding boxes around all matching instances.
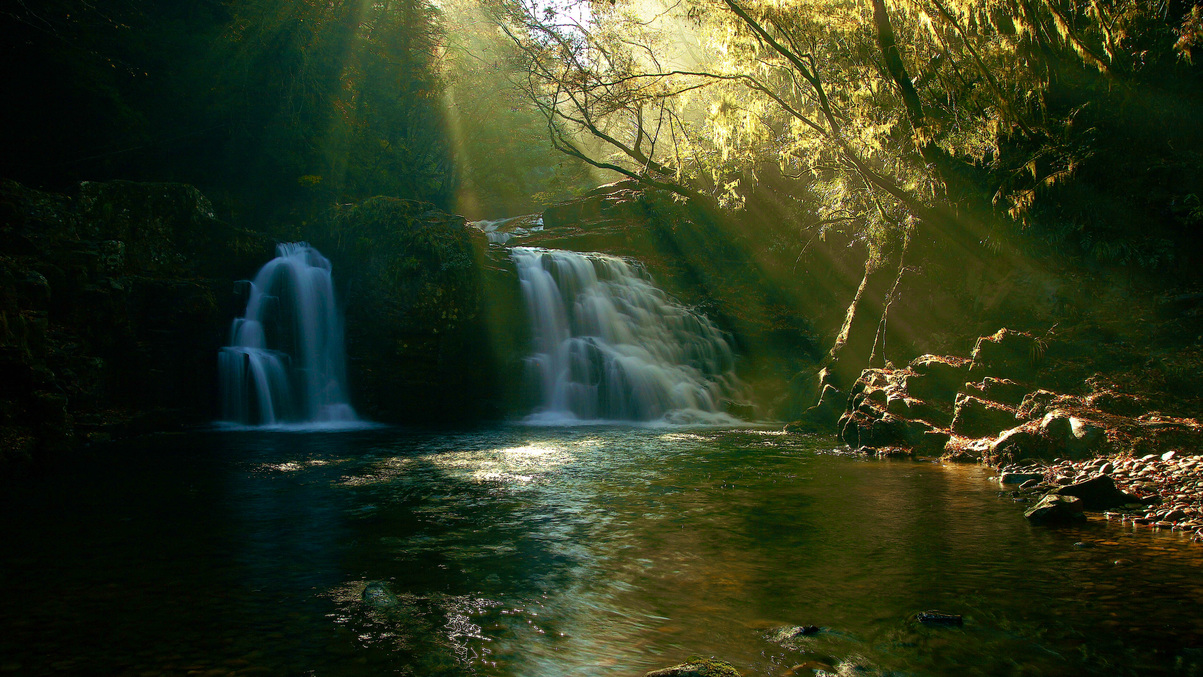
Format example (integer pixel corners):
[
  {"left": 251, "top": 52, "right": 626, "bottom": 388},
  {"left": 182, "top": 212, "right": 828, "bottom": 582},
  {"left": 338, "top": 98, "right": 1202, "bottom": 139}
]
[
  {"left": 332, "top": 197, "right": 497, "bottom": 424},
  {"left": 984, "top": 425, "right": 1049, "bottom": 465},
  {"left": 966, "top": 377, "right": 1028, "bottom": 407},
  {"left": 951, "top": 394, "right": 1019, "bottom": 438},
  {"left": 998, "top": 472, "right": 1044, "bottom": 486},
  {"left": 1024, "top": 494, "right": 1086, "bottom": 524},
  {"left": 1086, "top": 390, "right": 1145, "bottom": 416},
  {"left": 886, "top": 394, "right": 948, "bottom": 427},
  {"left": 969, "top": 328, "right": 1039, "bottom": 381},
  {"left": 905, "top": 355, "right": 970, "bottom": 402},
  {"left": 1051, "top": 475, "right": 1137, "bottom": 510},
  {"left": 1017, "top": 389, "right": 1061, "bottom": 419},
  {"left": 1039, "top": 411, "right": 1104, "bottom": 458}
]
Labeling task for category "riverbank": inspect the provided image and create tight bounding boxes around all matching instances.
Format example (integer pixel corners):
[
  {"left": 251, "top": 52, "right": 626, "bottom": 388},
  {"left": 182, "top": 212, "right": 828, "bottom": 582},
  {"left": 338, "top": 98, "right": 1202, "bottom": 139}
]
[{"left": 995, "top": 451, "right": 1203, "bottom": 539}]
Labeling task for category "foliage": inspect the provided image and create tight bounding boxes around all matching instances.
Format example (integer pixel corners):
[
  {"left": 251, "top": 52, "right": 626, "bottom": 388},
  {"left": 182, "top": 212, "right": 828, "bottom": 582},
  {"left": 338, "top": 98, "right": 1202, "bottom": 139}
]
[{"left": 491, "top": 0, "right": 1203, "bottom": 271}]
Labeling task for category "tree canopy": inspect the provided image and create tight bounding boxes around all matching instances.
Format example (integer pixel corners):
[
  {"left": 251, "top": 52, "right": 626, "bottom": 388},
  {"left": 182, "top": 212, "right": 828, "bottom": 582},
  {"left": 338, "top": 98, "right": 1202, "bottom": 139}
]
[{"left": 491, "top": 0, "right": 1203, "bottom": 270}]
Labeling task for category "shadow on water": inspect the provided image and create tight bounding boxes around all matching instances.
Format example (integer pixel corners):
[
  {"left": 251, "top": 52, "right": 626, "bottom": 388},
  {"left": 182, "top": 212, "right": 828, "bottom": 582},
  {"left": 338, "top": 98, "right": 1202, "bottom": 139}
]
[{"left": 1, "top": 427, "right": 1202, "bottom": 676}]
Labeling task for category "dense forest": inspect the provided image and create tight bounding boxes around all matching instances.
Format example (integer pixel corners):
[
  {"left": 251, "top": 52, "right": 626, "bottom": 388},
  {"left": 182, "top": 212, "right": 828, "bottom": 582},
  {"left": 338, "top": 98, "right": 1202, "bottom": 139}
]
[
  {"left": 3, "top": 0, "right": 1203, "bottom": 440},
  {"left": 5, "top": 0, "right": 1201, "bottom": 262},
  {"left": 6, "top": 3, "right": 1203, "bottom": 675}
]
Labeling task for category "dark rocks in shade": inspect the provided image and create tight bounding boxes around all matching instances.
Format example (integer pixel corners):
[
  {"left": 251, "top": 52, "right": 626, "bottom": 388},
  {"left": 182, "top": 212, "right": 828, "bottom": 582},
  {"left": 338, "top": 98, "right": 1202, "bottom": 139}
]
[
  {"left": 1038, "top": 411, "right": 1105, "bottom": 458},
  {"left": 905, "top": 354, "right": 970, "bottom": 402},
  {"left": 985, "top": 425, "right": 1049, "bottom": 465},
  {"left": 951, "top": 394, "right": 1019, "bottom": 438},
  {"left": 0, "top": 179, "right": 271, "bottom": 468},
  {"left": 1016, "top": 389, "right": 1063, "bottom": 419},
  {"left": 966, "top": 377, "right": 1029, "bottom": 407},
  {"left": 916, "top": 611, "right": 964, "bottom": 627},
  {"left": 1024, "top": 494, "right": 1086, "bottom": 524},
  {"left": 787, "top": 384, "right": 846, "bottom": 431},
  {"left": 969, "top": 328, "right": 1040, "bottom": 381},
  {"left": 1051, "top": 475, "right": 1138, "bottom": 510},
  {"left": 998, "top": 471, "right": 1044, "bottom": 486},
  {"left": 645, "top": 658, "right": 742, "bottom": 677}
]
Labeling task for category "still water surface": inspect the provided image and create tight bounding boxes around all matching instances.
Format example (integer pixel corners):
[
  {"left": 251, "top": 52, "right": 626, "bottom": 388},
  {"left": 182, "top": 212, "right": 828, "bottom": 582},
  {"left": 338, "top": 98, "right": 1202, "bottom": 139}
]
[{"left": 1, "top": 426, "right": 1201, "bottom": 676}]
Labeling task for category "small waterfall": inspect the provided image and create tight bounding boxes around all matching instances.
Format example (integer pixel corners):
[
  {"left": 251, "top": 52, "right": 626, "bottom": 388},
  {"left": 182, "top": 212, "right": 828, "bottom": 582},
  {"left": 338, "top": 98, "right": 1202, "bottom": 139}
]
[
  {"left": 219, "top": 243, "right": 357, "bottom": 426},
  {"left": 512, "top": 246, "right": 740, "bottom": 423}
]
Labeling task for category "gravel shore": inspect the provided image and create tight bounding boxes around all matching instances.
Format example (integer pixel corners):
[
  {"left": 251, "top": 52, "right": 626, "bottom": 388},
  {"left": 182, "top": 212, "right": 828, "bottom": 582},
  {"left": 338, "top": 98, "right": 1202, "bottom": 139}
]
[{"left": 996, "top": 451, "right": 1203, "bottom": 540}]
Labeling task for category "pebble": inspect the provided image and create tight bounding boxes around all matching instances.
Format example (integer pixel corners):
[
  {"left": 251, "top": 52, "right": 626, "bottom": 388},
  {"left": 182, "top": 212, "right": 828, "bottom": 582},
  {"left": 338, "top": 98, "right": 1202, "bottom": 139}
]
[{"left": 998, "top": 451, "right": 1202, "bottom": 537}]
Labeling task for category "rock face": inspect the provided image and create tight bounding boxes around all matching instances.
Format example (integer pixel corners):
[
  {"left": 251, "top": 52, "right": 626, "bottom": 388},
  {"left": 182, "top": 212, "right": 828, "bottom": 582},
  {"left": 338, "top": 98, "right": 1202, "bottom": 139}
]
[
  {"left": 330, "top": 197, "right": 497, "bottom": 424},
  {"left": 0, "top": 180, "right": 270, "bottom": 469}
]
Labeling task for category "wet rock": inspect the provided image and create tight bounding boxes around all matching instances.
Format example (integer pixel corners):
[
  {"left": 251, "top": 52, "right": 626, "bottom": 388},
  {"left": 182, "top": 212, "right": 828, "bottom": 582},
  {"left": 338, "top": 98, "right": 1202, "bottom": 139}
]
[
  {"left": 645, "top": 658, "right": 741, "bottom": 677},
  {"left": 1052, "top": 475, "right": 1140, "bottom": 510},
  {"left": 914, "top": 429, "right": 952, "bottom": 456},
  {"left": 942, "top": 436, "right": 991, "bottom": 462},
  {"left": 796, "top": 384, "right": 845, "bottom": 429},
  {"left": 998, "top": 472, "right": 1044, "bottom": 486},
  {"left": 362, "top": 581, "right": 399, "bottom": 608},
  {"left": 951, "top": 394, "right": 1018, "bottom": 438},
  {"left": 1024, "top": 494, "right": 1086, "bottom": 524}
]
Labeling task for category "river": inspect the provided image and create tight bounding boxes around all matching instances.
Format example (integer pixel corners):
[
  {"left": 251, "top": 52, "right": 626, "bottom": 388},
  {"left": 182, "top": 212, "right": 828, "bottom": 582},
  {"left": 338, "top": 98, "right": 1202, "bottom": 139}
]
[{"left": 1, "top": 425, "right": 1201, "bottom": 676}]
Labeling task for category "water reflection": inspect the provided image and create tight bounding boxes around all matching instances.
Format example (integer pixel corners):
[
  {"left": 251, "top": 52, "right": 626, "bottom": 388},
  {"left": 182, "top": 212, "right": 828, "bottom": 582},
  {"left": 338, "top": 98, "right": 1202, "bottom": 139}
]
[{"left": 1, "top": 427, "right": 1201, "bottom": 676}]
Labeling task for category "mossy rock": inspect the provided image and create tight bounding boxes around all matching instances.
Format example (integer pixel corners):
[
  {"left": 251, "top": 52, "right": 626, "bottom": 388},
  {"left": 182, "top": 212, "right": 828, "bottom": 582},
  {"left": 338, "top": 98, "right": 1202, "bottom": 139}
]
[{"left": 645, "top": 657, "right": 742, "bottom": 677}]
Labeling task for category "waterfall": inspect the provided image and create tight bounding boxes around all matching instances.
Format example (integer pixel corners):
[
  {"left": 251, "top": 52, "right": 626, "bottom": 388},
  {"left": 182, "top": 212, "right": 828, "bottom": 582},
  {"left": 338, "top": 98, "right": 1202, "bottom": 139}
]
[
  {"left": 512, "top": 247, "right": 741, "bottom": 423},
  {"left": 219, "top": 243, "right": 357, "bottom": 426}
]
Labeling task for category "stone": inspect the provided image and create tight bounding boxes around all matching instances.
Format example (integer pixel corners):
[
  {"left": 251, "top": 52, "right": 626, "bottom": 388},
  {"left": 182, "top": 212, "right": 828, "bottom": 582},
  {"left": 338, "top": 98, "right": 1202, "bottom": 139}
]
[
  {"left": 1040, "top": 410, "right": 1073, "bottom": 440},
  {"left": 1017, "top": 390, "right": 1060, "bottom": 419},
  {"left": 904, "top": 355, "right": 969, "bottom": 402},
  {"left": 951, "top": 394, "right": 1018, "bottom": 438},
  {"left": 1162, "top": 451, "right": 1178, "bottom": 461},
  {"left": 999, "top": 472, "right": 1044, "bottom": 486},
  {"left": 985, "top": 425, "right": 1048, "bottom": 465},
  {"left": 1086, "top": 390, "right": 1144, "bottom": 416},
  {"left": 969, "top": 328, "right": 1040, "bottom": 380},
  {"left": 1068, "top": 417, "right": 1105, "bottom": 452},
  {"left": 1051, "top": 475, "right": 1137, "bottom": 510},
  {"left": 645, "top": 658, "right": 742, "bottom": 677},
  {"left": 1024, "top": 494, "right": 1086, "bottom": 524},
  {"left": 967, "top": 377, "right": 1029, "bottom": 407}
]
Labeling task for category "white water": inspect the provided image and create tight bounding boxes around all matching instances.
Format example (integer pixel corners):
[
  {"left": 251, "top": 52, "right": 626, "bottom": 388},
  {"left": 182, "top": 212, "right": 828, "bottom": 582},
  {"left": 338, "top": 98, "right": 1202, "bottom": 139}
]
[
  {"left": 512, "top": 247, "right": 741, "bottom": 423},
  {"left": 218, "top": 243, "right": 358, "bottom": 426}
]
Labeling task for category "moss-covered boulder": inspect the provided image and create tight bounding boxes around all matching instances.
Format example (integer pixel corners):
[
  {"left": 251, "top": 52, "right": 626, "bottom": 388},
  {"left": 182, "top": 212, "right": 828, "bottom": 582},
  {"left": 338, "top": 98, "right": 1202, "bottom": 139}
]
[{"left": 331, "top": 197, "right": 498, "bottom": 423}]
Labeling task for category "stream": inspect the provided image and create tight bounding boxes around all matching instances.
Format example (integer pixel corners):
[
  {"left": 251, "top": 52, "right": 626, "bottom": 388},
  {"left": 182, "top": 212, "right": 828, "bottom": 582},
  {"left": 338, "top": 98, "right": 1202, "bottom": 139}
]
[{"left": 1, "top": 426, "right": 1201, "bottom": 676}]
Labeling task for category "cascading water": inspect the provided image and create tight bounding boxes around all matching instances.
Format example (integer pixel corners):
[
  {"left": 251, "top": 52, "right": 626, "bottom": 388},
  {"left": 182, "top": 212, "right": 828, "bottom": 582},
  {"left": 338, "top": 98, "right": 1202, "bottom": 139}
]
[
  {"left": 512, "top": 246, "right": 741, "bottom": 423},
  {"left": 219, "top": 243, "right": 357, "bottom": 426}
]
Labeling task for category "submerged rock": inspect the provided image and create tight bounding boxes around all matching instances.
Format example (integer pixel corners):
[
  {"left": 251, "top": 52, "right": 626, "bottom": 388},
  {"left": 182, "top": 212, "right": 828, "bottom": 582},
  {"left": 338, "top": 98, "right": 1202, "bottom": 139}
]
[{"left": 645, "top": 657, "right": 742, "bottom": 677}]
